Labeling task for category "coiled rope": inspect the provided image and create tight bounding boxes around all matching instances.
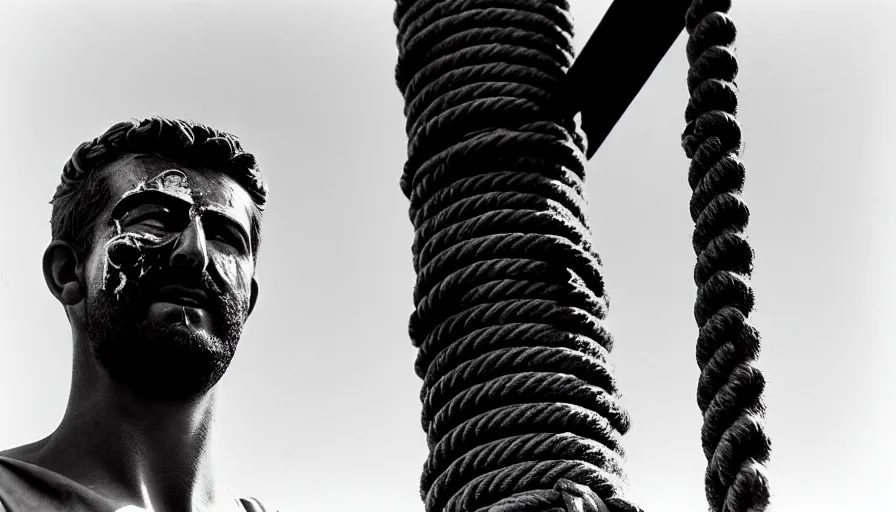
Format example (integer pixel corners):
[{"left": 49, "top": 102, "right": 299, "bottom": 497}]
[
  {"left": 681, "top": 1, "right": 772, "bottom": 510},
  {"left": 393, "top": 1, "right": 640, "bottom": 511}
]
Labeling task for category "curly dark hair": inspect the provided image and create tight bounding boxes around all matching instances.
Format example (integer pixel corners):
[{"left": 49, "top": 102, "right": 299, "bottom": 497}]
[{"left": 51, "top": 117, "right": 269, "bottom": 262}]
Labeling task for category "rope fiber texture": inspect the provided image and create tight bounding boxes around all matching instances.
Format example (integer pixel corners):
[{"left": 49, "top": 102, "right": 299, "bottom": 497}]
[
  {"left": 681, "top": 1, "right": 772, "bottom": 510},
  {"left": 393, "top": 1, "right": 640, "bottom": 511}
]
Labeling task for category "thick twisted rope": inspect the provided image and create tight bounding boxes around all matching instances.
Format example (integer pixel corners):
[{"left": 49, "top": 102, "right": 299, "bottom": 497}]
[
  {"left": 393, "top": 1, "right": 640, "bottom": 511},
  {"left": 681, "top": 1, "right": 772, "bottom": 510}
]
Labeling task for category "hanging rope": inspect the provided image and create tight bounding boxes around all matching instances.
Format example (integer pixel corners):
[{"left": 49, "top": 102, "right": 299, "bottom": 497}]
[
  {"left": 681, "top": 1, "right": 772, "bottom": 510},
  {"left": 393, "top": 1, "right": 640, "bottom": 511}
]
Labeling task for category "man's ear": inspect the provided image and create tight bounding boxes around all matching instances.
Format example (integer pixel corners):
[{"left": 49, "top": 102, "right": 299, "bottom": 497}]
[
  {"left": 43, "top": 241, "right": 85, "bottom": 306},
  {"left": 248, "top": 277, "right": 259, "bottom": 316}
]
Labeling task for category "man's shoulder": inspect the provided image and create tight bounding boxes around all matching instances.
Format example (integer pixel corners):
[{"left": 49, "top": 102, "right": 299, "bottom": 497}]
[
  {"left": 0, "top": 453, "right": 278, "bottom": 512},
  {"left": 0, "top": 441, "right": 44, "bottom": 461},
  {"left": 0, "top": 454, "right": 121, "bottom": 511}
]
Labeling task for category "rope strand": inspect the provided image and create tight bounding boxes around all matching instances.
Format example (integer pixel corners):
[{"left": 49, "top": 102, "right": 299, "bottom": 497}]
[
  {"left": 394, "top": 1, "right": 639, "bottom": 511},
  {"left": 682, "top": 1, "right": 772, "bottom": 510}
]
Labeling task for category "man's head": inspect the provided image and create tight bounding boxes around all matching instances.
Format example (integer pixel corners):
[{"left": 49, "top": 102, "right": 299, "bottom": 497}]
[{"left": 44, "top": 117, "right": 269, "bottom": 402}]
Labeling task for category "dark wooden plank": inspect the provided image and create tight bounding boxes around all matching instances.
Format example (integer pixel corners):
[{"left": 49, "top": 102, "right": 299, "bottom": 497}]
[{"left": 563, "top": 0, "right": 694, "bottom": 158}]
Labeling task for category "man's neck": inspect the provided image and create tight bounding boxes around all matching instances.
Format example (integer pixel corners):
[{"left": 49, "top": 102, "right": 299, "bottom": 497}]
[{"left": 9, "top": 348, "right": 220, "bottom": 512}]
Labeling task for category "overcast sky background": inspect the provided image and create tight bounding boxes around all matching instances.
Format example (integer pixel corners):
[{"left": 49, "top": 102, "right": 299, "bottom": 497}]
[{"left": 0, "top": 1, "right": 893, "bottom": 511}]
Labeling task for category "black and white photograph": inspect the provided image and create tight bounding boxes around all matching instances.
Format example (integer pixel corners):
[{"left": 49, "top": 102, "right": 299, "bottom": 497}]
[{"left": 0, "top": 1, "right": 892, "bottom": 511}]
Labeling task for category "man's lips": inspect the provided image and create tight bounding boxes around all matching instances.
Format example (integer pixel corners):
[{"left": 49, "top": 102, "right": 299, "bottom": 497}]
[{"left": 155, "top": 285, "right": 209, "bottom": 309}]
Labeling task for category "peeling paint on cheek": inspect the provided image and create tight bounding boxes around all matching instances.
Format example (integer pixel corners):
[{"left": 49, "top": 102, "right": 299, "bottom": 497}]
[
  {"left": 210, "top": 251, "right": 251, "bottom": 304},
  {"left": 211, "top": 252, "right": 240, "bottom": 285},
  {"left": 102, "top": 232, "right": 168, "bottom": 299},
  {"left": 102, "top": 169, "right": 197, "bottom": 299},
  {"left": 207, "top": 251, "right": 252, "bottom": 320}
]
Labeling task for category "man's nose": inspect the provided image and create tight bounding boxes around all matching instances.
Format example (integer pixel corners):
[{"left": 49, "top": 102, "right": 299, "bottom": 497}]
[{"left": 169, "top": 216, "right": 209, "bottom": 272}]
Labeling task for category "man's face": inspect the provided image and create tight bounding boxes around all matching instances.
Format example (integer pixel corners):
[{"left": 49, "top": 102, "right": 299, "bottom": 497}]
[{"left": 80, "top": 154, "right": 258, "bottom": 401}]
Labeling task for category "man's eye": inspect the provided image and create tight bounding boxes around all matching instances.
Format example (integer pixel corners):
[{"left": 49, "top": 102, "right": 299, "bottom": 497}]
[
  {"left": 124, "top": 210, "right": 177, "bottom": 232},
  {"left": 207, "top": 227, "right": 244, "bottom": 250},
  {"left": 140, "top": 218, "right": 168, "bottom": 230}
]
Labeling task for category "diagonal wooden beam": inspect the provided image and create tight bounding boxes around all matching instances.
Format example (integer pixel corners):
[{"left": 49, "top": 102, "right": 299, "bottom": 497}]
[{"left": 564, "top": 0, "right": 694, "bottom": 158}]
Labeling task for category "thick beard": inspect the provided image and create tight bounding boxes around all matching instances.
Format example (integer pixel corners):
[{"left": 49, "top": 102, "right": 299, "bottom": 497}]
[{"left": 84, "top": 274, "right": 248, "bottom": 402}]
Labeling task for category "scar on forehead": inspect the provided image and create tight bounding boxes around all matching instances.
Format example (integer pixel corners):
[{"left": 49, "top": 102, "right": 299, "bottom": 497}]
[{"left": 121, "top": 169, "right": 194, "bottom": 203}]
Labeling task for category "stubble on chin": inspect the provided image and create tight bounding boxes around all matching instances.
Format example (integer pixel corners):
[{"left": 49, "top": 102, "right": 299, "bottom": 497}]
[{"left": 83, "top": 286, "right": 244, "bottom": 402}]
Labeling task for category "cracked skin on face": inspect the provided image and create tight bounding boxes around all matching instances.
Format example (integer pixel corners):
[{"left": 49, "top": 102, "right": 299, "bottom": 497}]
[
  {"left": 79, "top": 154, "right": 259, "bottom": 402},
  {"left": 102, "top": 169, "right": 194, "bottom": 299},
  {"left": 99, "top": 163, "right": 255, "bottom": 311}
]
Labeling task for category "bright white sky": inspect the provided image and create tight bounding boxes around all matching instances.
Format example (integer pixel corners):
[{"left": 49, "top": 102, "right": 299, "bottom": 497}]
[{"left": 0, "top": 1, "right": 894, "bottom": 511}]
